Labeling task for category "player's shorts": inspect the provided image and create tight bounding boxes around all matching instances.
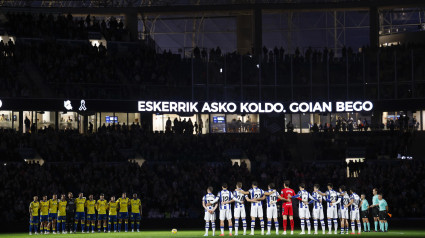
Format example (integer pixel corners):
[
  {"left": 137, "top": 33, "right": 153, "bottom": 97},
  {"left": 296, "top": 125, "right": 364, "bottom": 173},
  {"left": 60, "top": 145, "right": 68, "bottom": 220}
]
[
  {"left": 58, "top": 216, "right": 66, "bottom": 222},
  {"left": 40, "top": 215, "right": 49, "bottom": 222},
  {"left": 282, "top": 204, "right": 293, "bottom": 216},
  {"left": 338, "top": 209, "right": 342, "bottom": 218},
  {"left": 30, "top": 216, "right": 40, "bottom": 224},
  {"left": 298, "top": 208, "right": 311, "bottom": 219},
  {"left": 312, "top": 208, "right": 324, "bottom": 220},
  {"left": 130, "top": 213, "right": 141, "bottom": 221},
  {"left": 372, "top": 207, "right": 379, "bottom": 217},
  {"left": 350, "top": 210, "right": 360, "bottom": 220},
  {"left": 118, "top": 212, "right": 129, "bottom": 220},
  {"left": 378, "top": 211, "right": 387, "bottom": 220},
  {"left": 109, "top": 215, "right": 117, "bottom": 223},
  {"left": 48, "top": 213, "right": 58, "bottom": 221},
  {"left": 234, "top": 206, "right": 246, "bottom": 218},
  {"left": 98, "top": 214, "right": 107, "bottom": 221},
  {"left": 267, "top": 206, "right": 278, "bottom": 219},
  {"left": 86, "top": 214, "right": 96, "bottom": 221},
  {"left": 360, "top": 210, "right": 369, "bottom": 219},
  {"left": 75, "top": 212, "right": 85, "bottom": 220},
  {"left": 251, "top": 205, "right": 264, "bottom": 218},
  {"left": 340, "top": 209, "right": 349, "bottom": 219},
  {"left": 326, "top": 206, "right": 338, "bottom": 219},
  {"left": 204, "top": 211, "right": 216, "bottom": 221},
  {"left": 219, "top": 209, "right": 232, "bottom": 220}
]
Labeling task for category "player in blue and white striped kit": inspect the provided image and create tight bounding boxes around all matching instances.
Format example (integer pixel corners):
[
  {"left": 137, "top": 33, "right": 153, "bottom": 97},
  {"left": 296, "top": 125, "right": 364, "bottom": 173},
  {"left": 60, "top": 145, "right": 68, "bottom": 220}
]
[
  {"left": 311, "top": 184, "right": 326, "bottom": 234},
  {"left": 202, "top": 187, "right": 218, "bottom": 237},
  {"left": 221, "top": 182, "right": 248, "bottom": 236},
  {"left": 291, "top": 183, "right": 317, "bottom": 235},
  {"left": 212, "top": 183, "right": 234, "bottom": 236},
  {"left": 318, "top": 183, "right": 341, "bottom": 234},
  {"left": 339, "top": 185, "right": 351, "bottom": 234},
  {"left": 239, "top": 181, "right": 266, "bottom": 235},
  {"left": 265, "top": 183, "right": 280, "bottom": 235},
  {"left": 346, "top": 188, "right": 362, "bottom": 234}
]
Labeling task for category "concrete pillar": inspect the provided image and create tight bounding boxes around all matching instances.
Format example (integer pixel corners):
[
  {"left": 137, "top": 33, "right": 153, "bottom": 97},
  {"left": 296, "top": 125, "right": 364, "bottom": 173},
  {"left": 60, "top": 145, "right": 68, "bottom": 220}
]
[
  {"left": 125, "top": 10, "right": 139, "bottom": 41},
  {"left": 369, "top": 7, "right": 379, "bottom": 48}
]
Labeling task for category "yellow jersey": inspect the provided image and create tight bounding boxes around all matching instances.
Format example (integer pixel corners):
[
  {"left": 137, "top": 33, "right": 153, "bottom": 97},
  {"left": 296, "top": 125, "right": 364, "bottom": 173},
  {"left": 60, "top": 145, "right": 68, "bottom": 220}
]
[
  {"left": 85, "top": 200, "right": 96, "bottom": 215},
  {"left": 130, "top": 198, "right": 141, "bottom": 213},
  {"left": 49, "top": 199, "right": 58, "bottom": 214},
  {"left": 75, "top": 197, "right": 86, "bottom": 213},
  {"left": 58, "top": 200, "right": 67, "bottom": 216},
  {"left": 30, "top": 201, "right": 40, "bottom": 216},
  {"left": 108, "top": 201, "right": 118, "bottom": 216},
  {"left": 96, "top": 200, "right": 108, "bottom": 215},
  {"left": 40, "top": 200, "right": 50, "bottom": 216},
  {"left": 117, "top": 197, "right": 129, "bottom": 212}
]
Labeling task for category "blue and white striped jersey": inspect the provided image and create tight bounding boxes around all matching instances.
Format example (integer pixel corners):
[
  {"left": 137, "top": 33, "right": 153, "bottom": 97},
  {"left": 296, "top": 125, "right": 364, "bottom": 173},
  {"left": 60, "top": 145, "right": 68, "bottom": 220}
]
[
  {"left": 233, "top": 190, "right": 247, "bottom": 208},
  {"left": 217, "top": 190, "right": 233, "bottom": 210},
  {"left": 340, "top": 191, "right": 351, "bottom": 211},
  {"left": 249, "top": 187, "right": 264, "bottom": 206},
  {"left": 202, "top": 193, "right": 216, "bottom": 212},
  {"left": 325, "top": 190, "right": 340, "bottom": 208},
  {"left": 266, "top": 189, "right": 279, "bottom": 207},
  {"left": 311, "top": 191, "right": 323, "bottom": 210},
  {"left": 295, "top": 190, "right": 315, "bottom": 209},
  {"left": 349, "top": 193, "right": 360, "bottom": 211}
]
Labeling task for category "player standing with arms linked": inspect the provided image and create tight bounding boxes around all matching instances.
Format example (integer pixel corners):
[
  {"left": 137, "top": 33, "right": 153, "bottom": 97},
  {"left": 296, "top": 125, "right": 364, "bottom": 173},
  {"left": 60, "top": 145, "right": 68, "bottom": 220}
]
[
  {"left": 220, "top": 182, "right": 248, "bottom": 236},
  {"left": 39, "top": 196, "right": 50, "bottom": 234},
  {"left": 213, "top": 183, "right": 234, "bottom": 236},
  {"left": 240, "top": 181, "right": 266, "bottom": 235},
  {"left": 360, "top": 194, "right": 371, "bottom": 232},
  {"left": 85, "top": 194, "right": 97, "bottom": 233},
  {"left": 66, "top": 192, "right": 75, "bottom": 233},
  {"left": 317, "top": 183, "right": 340, "bottom": 234},
  {"left": 278, "top": 180, "right": 295, "bottom": 235},
  {"left": 74, "top": 193, "right": 86, "bottom": 233},
  {"left": 108, "top": 196, "right": 118, "bottom": 233},
  {"left": 370, "top": 188, "right": 380, "bottom": 232},
  {"left": 202, "top": 186, "right": 218, "bottom": 236},
  {"left": 265, "top": 183, "right": 280, "bottom": 235},
  {"left": 130, "top": 193, "right": 142, "bottom": 232},
  {"left": 291, "top": 183, "right": 316, "bottom": 235},
  {"left": 96, "top": 194, "right": 108, "bottom": 233},
  {"left": 346, "top": 188, "right": 361, "bottom": 234},
  {"left": 338, "top": 185, "right": 350, "bottom": 234},
  {"left": 47, "top": 194, "right": 59, "bottom": 234},
  {"left": 311, "top": 184, "right": 326, "bottom": 234},
  {"left": 117, "top": 192, "right": 130, "bottom": 232},
  {"left": 378, "top": 193, "right": 389, "bottom": 232},
  {"left": 29, "top": 196, "right": 40, "bottom": 235},
  {"left": 57, "top": 194, "right": 67, "bottom": 234}
]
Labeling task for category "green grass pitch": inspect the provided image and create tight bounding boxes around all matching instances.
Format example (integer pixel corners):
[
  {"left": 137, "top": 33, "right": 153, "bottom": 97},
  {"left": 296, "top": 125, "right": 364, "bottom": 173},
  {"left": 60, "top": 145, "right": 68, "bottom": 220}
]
[{"left": 0, "top": 230, "right": 424, "bottom": 238}]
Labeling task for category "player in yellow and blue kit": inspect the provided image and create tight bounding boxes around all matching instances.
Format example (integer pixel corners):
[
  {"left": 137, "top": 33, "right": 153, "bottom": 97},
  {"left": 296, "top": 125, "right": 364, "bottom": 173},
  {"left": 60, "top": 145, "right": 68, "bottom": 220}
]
[
  {"left": 48, "top": 194, "right": 58, "bottom": 234},
  {"left": 74, "top": 193, "right": 86, "bottom": 233},
  {"left": 130, "top": 193, "right": 142, "bottom": 232},
  {"left": 57, "top": 194, "right": 67, "bottom": 234},
  {"left": 108, "top": 196, "right": 118, "bottom": 233},
  {"left": 39, "top": 196, "right": 50, "bottom": 234},
  {"left": 96, "top": 194, "right": 108, "bottom": 232},
  {"left": 117, "top": 192, "right": 130, "bottom": 232},
  {"left": 85, "top": 195, "right": 97, "bottom": 233},
  {"left": 29, "top": 196, "right": 40, "bottom": 235}
]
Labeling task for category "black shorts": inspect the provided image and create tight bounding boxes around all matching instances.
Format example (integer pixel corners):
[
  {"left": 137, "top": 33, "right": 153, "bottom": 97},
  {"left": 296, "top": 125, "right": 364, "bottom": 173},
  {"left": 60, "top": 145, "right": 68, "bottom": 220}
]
[
  {"left": 379, "top": 211, "right": 387, "bottom": 220},
  {"left": 361, "top": 210, "right": 369, "bottom": 218},
  {"left": 67, "top": 213, "right": 75, "bottom": 223},
  {"left": 372, "top": 207, "right": 379, "bottom": 217}
]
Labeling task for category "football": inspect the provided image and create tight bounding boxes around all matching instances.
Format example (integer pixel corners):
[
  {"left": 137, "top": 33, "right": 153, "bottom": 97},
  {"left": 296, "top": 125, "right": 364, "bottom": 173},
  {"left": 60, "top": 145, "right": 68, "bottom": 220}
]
[{"left": 171, "top": 228, "right": 178, "bottom": 234}]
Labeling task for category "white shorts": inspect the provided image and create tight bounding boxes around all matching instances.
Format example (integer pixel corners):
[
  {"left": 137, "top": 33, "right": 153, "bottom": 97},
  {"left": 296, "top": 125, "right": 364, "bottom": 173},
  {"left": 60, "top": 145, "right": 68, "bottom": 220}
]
[
  {"left": 204, "top": 211, "right": 216, "bottom": 221},
  {"left": 298, "top": 208, "right": 311, "bottom": 219},
  {"left": 327, "top": 207, "right": 338, "bottom": 219},
  {"left": 267, "top": 206, "right": 277, "bottom": 219},
  {"left": 340, "top": 209, "right": 349, "bottom": 219},
  {"left": 234, "top": 207, "right": 246, "bottom": 218},
  {"left": 219, "top": 209, "right": 232, "bottom": 220},
  {"left": 312, "top": 208, "right": 324, "bottom": 220},
  {"left": 350, "top": 210, "right": 360, "bottom": 220},
  {"left": 338, "top": 209, "right": 341, "bottom": 218},
  {"left": 250, "top": 206, "right": 263, "bottom": 218}
]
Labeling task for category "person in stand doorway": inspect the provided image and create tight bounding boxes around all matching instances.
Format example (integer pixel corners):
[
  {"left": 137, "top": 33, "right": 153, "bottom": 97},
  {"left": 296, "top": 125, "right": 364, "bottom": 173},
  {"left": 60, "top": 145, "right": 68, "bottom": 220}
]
[
  {"left": 199, "top": 118, "right": 203, "bottom": 134},
  {"left": 25, "top": 116, "right": 31, "bottom": 133}
]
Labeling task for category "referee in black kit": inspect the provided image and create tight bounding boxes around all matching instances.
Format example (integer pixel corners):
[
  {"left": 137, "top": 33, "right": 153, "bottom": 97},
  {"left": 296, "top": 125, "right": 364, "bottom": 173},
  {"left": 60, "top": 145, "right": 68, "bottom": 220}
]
[{"left": 66, "top": 192, "right": 76, "bottom": 233}]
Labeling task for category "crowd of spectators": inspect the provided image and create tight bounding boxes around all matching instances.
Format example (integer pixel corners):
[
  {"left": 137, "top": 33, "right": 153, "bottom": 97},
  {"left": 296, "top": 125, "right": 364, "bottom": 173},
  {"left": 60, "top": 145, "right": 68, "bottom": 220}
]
[{"left": 0, "top": 158, "right": 423, "bottom": 223}]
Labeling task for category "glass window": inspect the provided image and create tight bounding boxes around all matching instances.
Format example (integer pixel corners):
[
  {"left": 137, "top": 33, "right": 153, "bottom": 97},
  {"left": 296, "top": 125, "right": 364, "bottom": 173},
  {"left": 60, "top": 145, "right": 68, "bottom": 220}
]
[
  {"left": 0, "top": 110, "right": 13, "bottom": 129},
  {"left": 36, "top": 111, "right": 55, "bottom": 130},
  {"left": 115, "top": 113, "right": 128, "bottom": 127},
  {"left": 100, "top": 112, "right": 115, "bottom": 125},
  {"left": 59, "top": 112, "right": 78, "bottom": 131},
  {"left": 210, "top": 114, "right": 226, "bottom": 133},
  {"left": 23, "top": 111, "right": 34, "bottom": 133},
  {"left": 226, "top": 114, "right": 259, "bottom": 133},
  {"left": 12, "top": 111, "right": 19, "bottom": 131}
]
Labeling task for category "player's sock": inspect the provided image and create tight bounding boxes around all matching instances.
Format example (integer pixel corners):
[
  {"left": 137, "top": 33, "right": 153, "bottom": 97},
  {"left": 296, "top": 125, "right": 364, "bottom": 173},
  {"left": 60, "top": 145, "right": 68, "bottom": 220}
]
[
  {"left": 56, "top": 221, "right": 60, "bottom": 232},
  {"left": 29, "top": 224, "right": 33, "bottom": 233},
  {"left": 235, "top": 219, "right": 239, "bottom": 234},
  {"left": 290, "top": 219, "right": 294, "bottom": 231},
  {"left": 242, "top": 218, "right": 247, "bottom": 233},
  {"left": 301, "top": 219, "right": 305, "bottom": 233},
  {"left": 379, "top": 221, "right": 383, "bottom": 231},
  {"left": 251, "top": 220, "right": 255, "bottom": 234},
  {"left": 320, "top": 219, "right": 325, "bottom": 233},
  {"left": 367, "top": 222, "right": 370, "bottom": 231},
  {"left": 363, "top": 222, "right": 367, "bottom": 231},
  {"left": 137, "top": 222, "right": 140, "bottom": 231},
  {"left": 81, "top": 222, "right": 85, "bottom": 232},
  {"left": 125, "top": 221, "right": 128, "bottom": 232},
  {"left": 98, "top": 224, "right": 101, "bottom": 232},
  {"left": 62, "top": 222, "right": 66, "bottom": 232},
  {"left": 341, "top": 225, "right": 344, "bottom": 234},
  {"left": 327, "top": 219, "right": 332, "bottom": 232},
  {"left": 306, "top": 219, "right": 311, "bottom": 233},
  {"left": 267, "top": 221, "right": 271, "bottom": 233},
  {"left": 333, "top": 219, "right": 338, "bottom": 232},
  {"left": 108, "top": 222, "right": 111, "bottom": 231},
  {"left": 260, "top": 219, "right": 264, "bottom": 233},
  {"left": 114, "top": 223, "right": 117, "bottom": 232},
  {"left": 345, "top": 227, "right": 349, "bottom": 234},
  {"left": 52, "top": 224, "right": 56, "bottom": 232},
  {"left": 205, "top": 222, "right": 209, "bottom": 233},
  {"left": 283, "top": 219, "right": 287, "bottom": 231},
  {"left": 131, "top": 222, "right": 134, "bottom": 230},
  {"left": 220, "top": 226, "right": 224, "bottom": 234},
  {"left": 229, "top": 225, "right": 233, "bottom": 234},
  {"left": 351, "top": 221, "right": 355, "bottom": 233},
  {"left": 357, "top": 222, "right": 361, "bottom": 233},
  {"left": 92, "top": 224, "right": 95, "bottom": 232},
  {"left": 86, "top": 222, "right": 90, "bottom": 232},
  {"left": 314, "top": 219, "right": 318, "bottom": 233},
  {"left": 34, "top": 225, "right": 38, "bottom": 233},
  {"left": 212, "top": 222, "right": 216, "bottom": 235},
  {"left": 374, "top": 221, "right": 378, "bottom": 231},
  {"left": 384, "top": 222, "right": 388, "bottom": 231},
  {"left": 118, "top": 221, "right": 121, "bottom": 231},
  {"left": 275, "top": 221, "right": 279, "bottom": 233}
]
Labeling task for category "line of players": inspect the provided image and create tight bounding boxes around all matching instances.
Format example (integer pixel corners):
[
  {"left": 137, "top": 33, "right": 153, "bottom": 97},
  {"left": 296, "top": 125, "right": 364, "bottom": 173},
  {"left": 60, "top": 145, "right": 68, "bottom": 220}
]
[
  {"left": 202, "top": 180, "right": 389, "bottom": 236},
  {"left": 28, "top": 192, "right": 142, "bottom": 235}
]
